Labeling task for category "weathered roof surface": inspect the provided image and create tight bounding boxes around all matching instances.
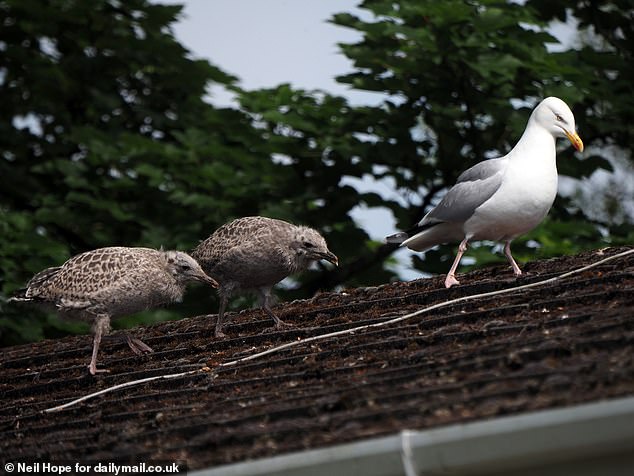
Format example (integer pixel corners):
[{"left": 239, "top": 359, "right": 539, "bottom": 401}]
[{"left": 1, "top": 246, "right": 633, "bottom": 470}]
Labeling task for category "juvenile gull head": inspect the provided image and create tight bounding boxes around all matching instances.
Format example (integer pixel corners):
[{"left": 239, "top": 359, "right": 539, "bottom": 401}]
[
  {"left": 192, "top": 216, "right": 338, "bottom": 337},
  {"left": 11, "top": 246, "right": 217, "bottom": 375},
  {"left": 386, "top": 96, "right": 583, "bottom": 288}
]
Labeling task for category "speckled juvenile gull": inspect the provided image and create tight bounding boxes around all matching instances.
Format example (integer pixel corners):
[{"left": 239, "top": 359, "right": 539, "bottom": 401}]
[
  {"left": 387, "top": 97, "right": 584, "bottom": 288},
  {"left": 11, "top": 246, "right": 218, "bottom": 374},
  {"left": 192, "top": 216, "right": 338, "bottom": 337}
]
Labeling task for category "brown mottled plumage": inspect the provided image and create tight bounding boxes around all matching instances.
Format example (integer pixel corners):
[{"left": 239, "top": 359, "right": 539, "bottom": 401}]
[
  {"left": 192, "top": 216, "right": 338, "bottom": 337},
  {"left": 11, "top": 247, "right": 218, "bottom": 375}
]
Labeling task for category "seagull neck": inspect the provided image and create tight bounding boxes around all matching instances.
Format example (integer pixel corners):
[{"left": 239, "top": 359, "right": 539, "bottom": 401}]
[{"left": 509, "top": 122, "right": 556, "bottom": 161}]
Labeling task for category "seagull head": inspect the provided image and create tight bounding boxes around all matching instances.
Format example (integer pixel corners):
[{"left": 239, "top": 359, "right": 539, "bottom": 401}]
[
  {"left": 533, "top": 96, "right": 584, "bottom": 152},
  {"left": 291, "top": 227, "right": 339, "bottom": 268},
  {"left": 164, "top": 251, "right": 219, "bottom": 288}
]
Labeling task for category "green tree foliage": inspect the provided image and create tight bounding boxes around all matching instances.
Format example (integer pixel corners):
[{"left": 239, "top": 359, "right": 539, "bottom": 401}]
[
  {"left": 1, "top": 0, "right": 632, "bottom": 345},
  {"left": 0, "top": 0, "right": 270, "bottom": 343},
  {"left": 327, "top": 0, "right": 633, "bottom": 274},
  {"left": 236, "top": 85, "right": 398, "bottom": 294}
]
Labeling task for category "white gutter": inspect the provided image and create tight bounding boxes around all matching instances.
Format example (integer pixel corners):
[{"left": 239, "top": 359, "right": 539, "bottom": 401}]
[{"left": 191, "top": 396, "right": 634, "bottom": 476}]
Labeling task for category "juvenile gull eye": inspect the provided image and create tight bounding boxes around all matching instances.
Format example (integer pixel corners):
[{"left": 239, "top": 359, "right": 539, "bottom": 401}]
[{"left": 303, "top": 241, "right": 315, "bottom": 248}]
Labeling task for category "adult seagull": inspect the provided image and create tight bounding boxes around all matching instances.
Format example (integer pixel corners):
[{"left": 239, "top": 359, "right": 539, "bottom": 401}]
[{"left": 386, "top": 97, "right": 584, "bottom": 288}]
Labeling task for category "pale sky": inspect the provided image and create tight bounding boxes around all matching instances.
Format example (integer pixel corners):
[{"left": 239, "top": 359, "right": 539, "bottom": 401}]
[{"left": 158, "top": 0, "right": 384, "bottom": 107}]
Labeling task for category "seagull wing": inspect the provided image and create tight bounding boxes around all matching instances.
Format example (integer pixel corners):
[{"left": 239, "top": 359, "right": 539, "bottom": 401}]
[
  {"left": 423, "top": 157, "right": 507, "bottom": 225},
  {"left": 386, "top": 158, "right": 508, "bottom": 251}
]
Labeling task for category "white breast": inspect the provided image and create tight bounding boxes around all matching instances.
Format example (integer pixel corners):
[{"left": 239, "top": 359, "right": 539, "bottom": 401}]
[{"left": 465, "top": 128, "right": 558, "bottom": 241}]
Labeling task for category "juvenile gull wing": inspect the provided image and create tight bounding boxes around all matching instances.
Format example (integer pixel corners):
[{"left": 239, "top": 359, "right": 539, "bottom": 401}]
[
  {"left": 9, "top": 266, "right": 63, "bottom": 301},
  {"left": 26, "top": 266, "right": 63, "bottom": 289},
  {"left": 38, "top": 248, "right": 152, "bottom": 299}
]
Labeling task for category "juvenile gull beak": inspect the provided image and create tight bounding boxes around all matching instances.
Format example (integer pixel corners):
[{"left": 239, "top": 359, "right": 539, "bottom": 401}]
[
  {"left": 321, "top": 251, "right": 339, "bottom": 266},
  {"left": 196, "top": 273, "right": 219, "bottom": 288},
  {"left": 565, "top": 130, "right": 584, "bottom": 152}
]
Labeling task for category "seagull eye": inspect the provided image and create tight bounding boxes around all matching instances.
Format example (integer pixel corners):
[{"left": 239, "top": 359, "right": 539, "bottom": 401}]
[
  {"left": 180, "top": 264, "right": 191, "bottom": 271},
  {"left": 303, "top": 241, "right": 315, "bottom": 248},
  {"left": 555, "top": 114, "right": 564, "bottom": 122}
]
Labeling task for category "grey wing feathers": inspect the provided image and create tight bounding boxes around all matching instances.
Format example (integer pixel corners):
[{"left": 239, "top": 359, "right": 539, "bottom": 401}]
[
  {"left": 423, "top": 158, "right": 506, "bottom": 224},
  {"left": 455, "top": 157, "right": 507, "bottom": 183}
]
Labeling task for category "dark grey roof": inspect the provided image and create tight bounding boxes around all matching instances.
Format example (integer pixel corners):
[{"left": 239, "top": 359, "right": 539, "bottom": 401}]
[{"left": 1, "top": 246, "right": 633, "bottom": 471}]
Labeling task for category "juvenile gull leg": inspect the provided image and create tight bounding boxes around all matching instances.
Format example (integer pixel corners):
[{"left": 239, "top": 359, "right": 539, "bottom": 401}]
[
  {"left": 445, "top": 238, "right": 469, "bottom": 289},
  {"left": 259, "top": 287, "right": 288, "bottom": 329},
  {"left": 90, "top": 314, "right": 111, "bottom": 375},
  {"left": 504, "top": 240, "right": 522, "bottom": 276},
  {"left": 125, "top": 334, "right": 154, "bottom": 355},
  {"left": 215, "top": 295, "right": 230, "bottom": 338}
]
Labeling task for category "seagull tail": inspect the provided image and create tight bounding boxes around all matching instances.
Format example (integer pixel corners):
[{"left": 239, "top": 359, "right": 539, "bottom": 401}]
[
  {"left": 385, "top": 232, "right": 409, "bottom": 245},
  {"left": 385, "top": 222, "right": 435, "bottom": 247},
  {"left": 401, "top": 221, "right": 464, "bottom": 252}
]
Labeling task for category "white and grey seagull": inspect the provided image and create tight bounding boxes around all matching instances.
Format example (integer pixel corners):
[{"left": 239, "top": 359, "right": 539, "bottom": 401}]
[{"left": 387, "top": 96, "right": 584, "bottom": 288}]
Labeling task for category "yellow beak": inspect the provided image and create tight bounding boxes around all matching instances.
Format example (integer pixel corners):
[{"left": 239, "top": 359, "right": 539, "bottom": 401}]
[{"left": 565, "top": 130, "right": 584, "bottom": 152}]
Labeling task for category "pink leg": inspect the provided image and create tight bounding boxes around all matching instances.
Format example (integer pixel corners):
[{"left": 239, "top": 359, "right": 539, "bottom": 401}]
[
  {"left": 504, "top": 240, "right": 522, "bottom": 276},
  {"left": 445, "top": 238, "right": 469, "bottom": 288},
  {"left": 89, "top": 314, "right": 111, "bottom": 375}
]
